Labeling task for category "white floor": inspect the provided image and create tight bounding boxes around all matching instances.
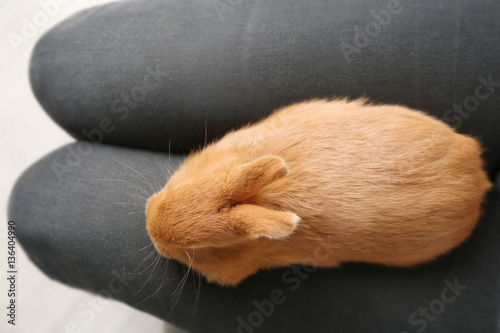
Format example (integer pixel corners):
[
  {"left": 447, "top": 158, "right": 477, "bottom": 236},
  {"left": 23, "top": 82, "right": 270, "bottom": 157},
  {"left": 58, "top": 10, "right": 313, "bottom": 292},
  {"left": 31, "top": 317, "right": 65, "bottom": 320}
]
[{"left": 1, "top": 1, "right": 185, "bottom": 332}]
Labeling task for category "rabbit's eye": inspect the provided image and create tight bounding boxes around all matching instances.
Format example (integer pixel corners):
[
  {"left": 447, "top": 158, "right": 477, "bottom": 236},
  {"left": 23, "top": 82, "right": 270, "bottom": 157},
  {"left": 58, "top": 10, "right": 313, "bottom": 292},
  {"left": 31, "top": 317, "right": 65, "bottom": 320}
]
[
  {"left": 217, "top": 204, "right": 229, "bottom": 213},
  {"left": 217, "top": 203, "right": 237, "bottom": 213}
]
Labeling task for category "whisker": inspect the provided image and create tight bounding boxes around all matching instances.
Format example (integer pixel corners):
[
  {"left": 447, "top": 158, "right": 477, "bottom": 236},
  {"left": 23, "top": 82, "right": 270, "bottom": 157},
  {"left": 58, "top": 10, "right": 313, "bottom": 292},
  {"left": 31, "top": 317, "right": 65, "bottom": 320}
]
[
  {"left": 125, "top": 152, "right": 162, "bottom": 192},
  {"left": 137, "top": 260, "right": 171, "bottom": 305},
  {"left": 170, "top": 250, "right": 193, "bottom": 313},
  {"left": 171, "top": 267, "right": 188, "bottom": 299},
  {"left": 106, "top": 190, "right": 148, "bottom": 203},
  {"left": 112, "top": 155, "right": 156, "bottom": 193},
  {"left": 168, "top": 139, "right": 172, "bottom": 175},
  {"left": 192, "top": 271, "right": 202, "bottom": 316},
  {"left": 126, "top": 152, "right": 171, "bottom": 193},
  {"left": 204, "top": 115, "right": 208, "bottom": 148},
  {"left": 127, "top": 211, "right": 145, "bottom": 216},
  {"left": 97, "top": 178, "right": 152, "bottom": 197},
  {"left": 192, "top": 250, "right": 201, "bottom": 316},
  {"left": 135, "top": 253, "right": 162, "bottom": 296},
  {"left": 151, "top": 262, "right": 170, "bottom": 299},
  {"left": 131, "top": 149, "right": 174, "bottom": 174},
  {"left": 134, "top": 249, "right": 158, "bottom": 274},
  {"left": 170, "top": 282, "right": 185, "bottom": 313},
  {"left": 155, "top": 180, "right": 163, "bottom": 194},
  {"left": 112, "top": 202, "right": 145, "bottom": 207},
  {"left": 143, "top": 152, "right": 175, "bottom": 181},
  {"left": 136, "top": 243, "right": 153, "bottom": 253}
]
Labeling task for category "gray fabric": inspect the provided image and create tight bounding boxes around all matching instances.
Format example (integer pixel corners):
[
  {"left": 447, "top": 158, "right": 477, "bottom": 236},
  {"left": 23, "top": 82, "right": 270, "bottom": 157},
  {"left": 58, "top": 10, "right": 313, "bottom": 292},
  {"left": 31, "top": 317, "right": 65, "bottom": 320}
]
[
  {"left": 30, "top": 0, "right": 500, "bottom": 177},
  {"left": 8, "top": 143, "right": 500, "bottom": 333},
  {"left": 14, "top": 0, "right": 500, "bottom": 331}
]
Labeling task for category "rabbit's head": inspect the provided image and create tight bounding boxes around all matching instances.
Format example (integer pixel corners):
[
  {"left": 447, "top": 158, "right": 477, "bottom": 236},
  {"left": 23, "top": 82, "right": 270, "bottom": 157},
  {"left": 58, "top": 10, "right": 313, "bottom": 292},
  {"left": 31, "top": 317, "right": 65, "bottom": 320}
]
[{"left": 145, "top": 156, "right": 300, "bottom": 285}]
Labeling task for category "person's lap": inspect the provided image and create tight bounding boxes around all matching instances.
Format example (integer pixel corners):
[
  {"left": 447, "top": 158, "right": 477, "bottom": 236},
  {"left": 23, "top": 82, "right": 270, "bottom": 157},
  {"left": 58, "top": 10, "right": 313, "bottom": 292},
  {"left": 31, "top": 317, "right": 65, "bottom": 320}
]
[
  {"left": 8, "top": 142, "right": 500, "bottom": 332},
  {"left": 9, "top": 0, "right": 500, "bottom": 331},
  {"left": 29, "top": 0, "right": 500, "bottom": 176}
]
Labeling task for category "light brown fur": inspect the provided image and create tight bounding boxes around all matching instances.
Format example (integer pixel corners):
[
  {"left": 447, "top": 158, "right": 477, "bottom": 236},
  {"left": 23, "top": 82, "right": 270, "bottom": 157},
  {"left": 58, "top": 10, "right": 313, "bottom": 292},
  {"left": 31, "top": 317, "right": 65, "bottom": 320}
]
[{"left": 146, "top": 99, "right": 492, "bottom": 286}]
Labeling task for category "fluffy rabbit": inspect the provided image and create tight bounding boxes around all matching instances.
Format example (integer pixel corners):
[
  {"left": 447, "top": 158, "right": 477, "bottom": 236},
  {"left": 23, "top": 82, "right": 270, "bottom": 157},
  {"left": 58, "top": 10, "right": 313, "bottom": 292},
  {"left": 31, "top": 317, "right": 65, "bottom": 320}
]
[{"left": 146, "top": 99, "right": 492, "bottom": 286}]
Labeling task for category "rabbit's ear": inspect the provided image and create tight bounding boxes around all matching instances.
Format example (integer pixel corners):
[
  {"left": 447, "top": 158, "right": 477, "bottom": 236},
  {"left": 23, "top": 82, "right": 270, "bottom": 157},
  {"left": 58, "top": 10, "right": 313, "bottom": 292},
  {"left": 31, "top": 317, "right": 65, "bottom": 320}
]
[
  {"left": 224, "top": 156, "right": 289, "bottom": 202},
  {"left": 228, "top": 204, "right": 300, "bottom": 239}
]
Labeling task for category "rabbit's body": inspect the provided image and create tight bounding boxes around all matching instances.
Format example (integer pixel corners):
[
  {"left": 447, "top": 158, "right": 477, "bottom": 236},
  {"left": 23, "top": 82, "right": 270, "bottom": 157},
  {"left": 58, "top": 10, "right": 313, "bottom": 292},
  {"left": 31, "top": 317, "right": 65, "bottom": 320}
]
[{"left": 146, "top": 99, "right": 492, "bottom": 286}]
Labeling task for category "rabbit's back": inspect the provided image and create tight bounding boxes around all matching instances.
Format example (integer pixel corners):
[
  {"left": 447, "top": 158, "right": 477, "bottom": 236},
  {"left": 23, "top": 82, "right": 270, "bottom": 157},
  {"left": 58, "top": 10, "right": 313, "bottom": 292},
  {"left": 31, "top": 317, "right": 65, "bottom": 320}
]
[{"left": 238, "top": 99, "right": 492, "bottom": 265}]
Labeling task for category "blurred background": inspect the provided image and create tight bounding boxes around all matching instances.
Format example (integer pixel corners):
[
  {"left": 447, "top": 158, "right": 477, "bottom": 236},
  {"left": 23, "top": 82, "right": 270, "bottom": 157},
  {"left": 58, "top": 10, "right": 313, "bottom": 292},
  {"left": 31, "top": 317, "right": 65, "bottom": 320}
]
[{"left": 1, "top": 1, "right": 183, "bottom": 332}]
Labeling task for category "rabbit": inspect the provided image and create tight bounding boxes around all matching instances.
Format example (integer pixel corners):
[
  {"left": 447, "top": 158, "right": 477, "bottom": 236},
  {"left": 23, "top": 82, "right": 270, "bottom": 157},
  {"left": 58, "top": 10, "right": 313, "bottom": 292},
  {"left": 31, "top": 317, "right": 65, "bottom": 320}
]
[{"left": 145, "top": 98, "right": 492, "bottom": 286}]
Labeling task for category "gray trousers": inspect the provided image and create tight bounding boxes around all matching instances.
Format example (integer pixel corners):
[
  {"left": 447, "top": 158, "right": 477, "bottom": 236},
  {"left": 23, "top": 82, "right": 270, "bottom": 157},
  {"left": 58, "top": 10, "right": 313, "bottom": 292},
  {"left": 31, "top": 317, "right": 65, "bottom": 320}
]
[{"left": 9, "top": 0, "right": 500, "bottom": 332}]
